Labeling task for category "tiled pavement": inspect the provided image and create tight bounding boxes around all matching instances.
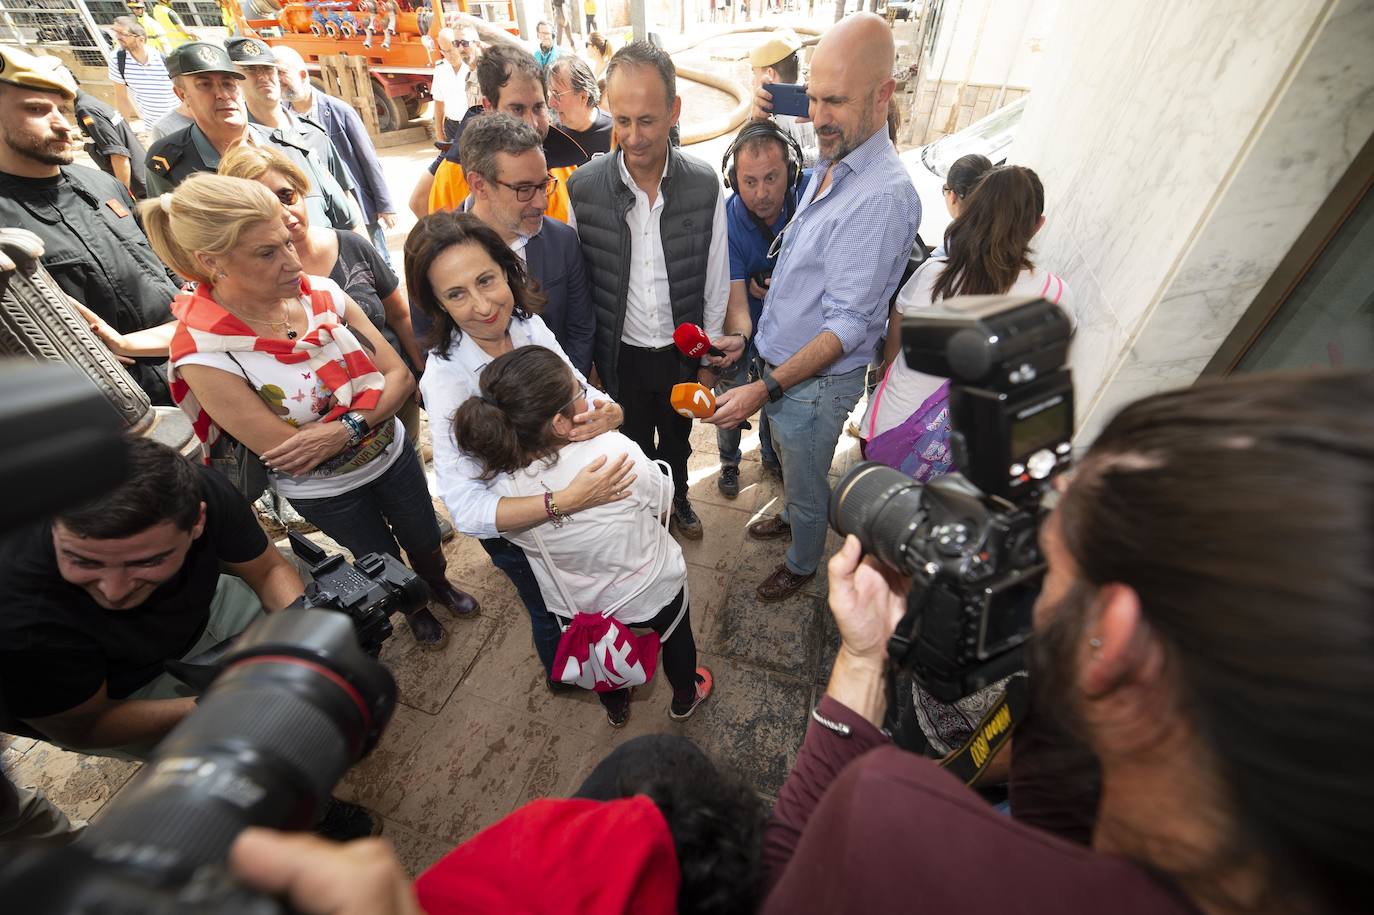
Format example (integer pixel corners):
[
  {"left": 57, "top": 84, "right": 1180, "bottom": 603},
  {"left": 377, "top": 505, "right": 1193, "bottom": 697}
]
[{"left": 0, "top": 419, "right": 863, "bottom": 876}]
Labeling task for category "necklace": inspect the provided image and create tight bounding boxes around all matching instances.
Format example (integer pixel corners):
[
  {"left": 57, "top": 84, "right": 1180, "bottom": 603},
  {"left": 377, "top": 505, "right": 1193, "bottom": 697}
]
[{"left": 221, "top": 296, "right": 298, "bottom": 339}]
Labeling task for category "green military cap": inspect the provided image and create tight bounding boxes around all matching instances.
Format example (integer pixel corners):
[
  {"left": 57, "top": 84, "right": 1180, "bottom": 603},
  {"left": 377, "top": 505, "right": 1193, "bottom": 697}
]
[
  {"left": 166, "top": 40, "right": 245, "bottom": 79},
  {"left": 226, "top": 36, "right": 278, "bottom": 68}
]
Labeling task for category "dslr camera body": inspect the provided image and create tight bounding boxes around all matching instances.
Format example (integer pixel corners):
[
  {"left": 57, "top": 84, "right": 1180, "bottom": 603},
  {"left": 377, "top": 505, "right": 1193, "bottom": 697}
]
[{"left": 830, "top": 295, "right": 1074, "bottom": 703}]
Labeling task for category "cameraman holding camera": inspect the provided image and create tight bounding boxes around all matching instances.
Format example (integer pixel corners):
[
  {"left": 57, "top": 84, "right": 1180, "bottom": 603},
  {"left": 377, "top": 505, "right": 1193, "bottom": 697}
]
[
  {"left": 0, "top": 437, "right": 304, "bottom": 760},
  {"left": 764, "top": 371, "right": 1374, "bottom": 914}
]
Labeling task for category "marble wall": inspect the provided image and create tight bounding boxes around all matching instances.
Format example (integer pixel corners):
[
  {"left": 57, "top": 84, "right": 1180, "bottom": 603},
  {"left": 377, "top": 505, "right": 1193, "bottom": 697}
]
[{"left": 1008, "top": 0, "right": 1374, "bottom": 444}]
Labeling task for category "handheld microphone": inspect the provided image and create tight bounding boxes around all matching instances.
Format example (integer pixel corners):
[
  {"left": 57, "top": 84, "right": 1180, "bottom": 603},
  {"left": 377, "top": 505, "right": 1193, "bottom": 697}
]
[
  {"left": 669, "top": 382, "right": 752, "bottom": 429},
  {"left": 671, "top": 382, "right": 716, "bottom": 418},
  {"left": 672, "top": 323, "right": 725, "bottom": 359}
]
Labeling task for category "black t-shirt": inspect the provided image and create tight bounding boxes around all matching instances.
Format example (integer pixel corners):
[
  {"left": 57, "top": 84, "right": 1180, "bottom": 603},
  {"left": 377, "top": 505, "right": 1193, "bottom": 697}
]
[
  {"left": 74, "top": 91, "right": 148, "bottom": 199},
  {"left": 328, "top": 229, "right": 414, "bottom": 374},
  {"left": 556, "top": 110, "right": 613, "bottom": 163},
  {"left": 0, "top": 466, "right": 268, "bottom": 720}
]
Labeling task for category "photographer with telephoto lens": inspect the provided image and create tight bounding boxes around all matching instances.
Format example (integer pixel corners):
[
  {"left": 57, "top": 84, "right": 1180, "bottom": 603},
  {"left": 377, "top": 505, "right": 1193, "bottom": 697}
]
[
  {"left": 762, "top": 368, "right": 1374, "bottom": 914},
  {"left": 0, "top": 437, "right": 303, "bottom": 760}
]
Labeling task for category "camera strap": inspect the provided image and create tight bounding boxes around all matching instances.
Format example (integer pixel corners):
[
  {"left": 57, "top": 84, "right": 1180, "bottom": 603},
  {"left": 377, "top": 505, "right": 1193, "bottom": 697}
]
[{"left": 938, "top": 672, "right": 1030, "bottom": 786}]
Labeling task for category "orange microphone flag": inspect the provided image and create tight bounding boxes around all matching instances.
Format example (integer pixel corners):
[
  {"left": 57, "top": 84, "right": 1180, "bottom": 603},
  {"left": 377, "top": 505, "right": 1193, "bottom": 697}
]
[{"left": 670, "top": 382, "right": 716, "bottom": 418}]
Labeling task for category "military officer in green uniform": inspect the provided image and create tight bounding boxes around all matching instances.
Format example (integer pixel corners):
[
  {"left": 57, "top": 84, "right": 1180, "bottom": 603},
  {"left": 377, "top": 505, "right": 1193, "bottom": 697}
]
[
  {"left": 225, "top": 35, "right": 366, "bottom": 230},
  {"left": 144, "top": 41, "right": 358, "bottom": 232}
]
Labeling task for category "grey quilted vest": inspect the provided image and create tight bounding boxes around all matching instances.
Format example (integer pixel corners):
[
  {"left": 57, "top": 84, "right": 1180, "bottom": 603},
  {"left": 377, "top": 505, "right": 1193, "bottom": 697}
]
[{"left": 566, "top": 147, "right": 719, "bottom": 397}]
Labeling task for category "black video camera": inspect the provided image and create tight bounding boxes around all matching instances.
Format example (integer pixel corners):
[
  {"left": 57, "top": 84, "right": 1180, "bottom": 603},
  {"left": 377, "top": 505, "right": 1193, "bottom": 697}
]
[
  {"left": 829, "top": 295, "right": 1074, "bottom": 703},
  {"left": 289, "top": 531, "right": 426, "bottom": 657}
]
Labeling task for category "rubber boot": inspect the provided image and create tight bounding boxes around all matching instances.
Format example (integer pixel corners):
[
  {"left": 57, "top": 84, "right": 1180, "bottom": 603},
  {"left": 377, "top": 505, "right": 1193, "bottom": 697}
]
[{"left": 410, "top": 548, "right": 479, "bottom": 619}]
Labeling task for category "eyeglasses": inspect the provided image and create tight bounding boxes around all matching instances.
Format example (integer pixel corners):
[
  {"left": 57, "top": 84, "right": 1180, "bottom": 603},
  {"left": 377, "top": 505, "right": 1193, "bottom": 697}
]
[
  {"left": 561, "top": 381, "right": 588, "bottom": 413},
  {"left": 273, "top": 187, "right": 300, "bottom": 206},
  {"left": 493, "top": 174, "right": 558, "bottom": 203}
]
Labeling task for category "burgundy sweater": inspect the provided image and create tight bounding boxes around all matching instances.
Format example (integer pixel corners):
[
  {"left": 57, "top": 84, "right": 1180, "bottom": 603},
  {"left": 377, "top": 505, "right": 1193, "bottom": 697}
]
[{"left": 762, "top": 696, "right": 1198, "bottom": 914}]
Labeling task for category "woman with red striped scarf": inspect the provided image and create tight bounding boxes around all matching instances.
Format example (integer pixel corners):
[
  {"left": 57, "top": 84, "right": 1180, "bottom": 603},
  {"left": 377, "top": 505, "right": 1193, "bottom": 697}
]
[{"left": 143, "top": 173, "right": 477, "bottom": 650}]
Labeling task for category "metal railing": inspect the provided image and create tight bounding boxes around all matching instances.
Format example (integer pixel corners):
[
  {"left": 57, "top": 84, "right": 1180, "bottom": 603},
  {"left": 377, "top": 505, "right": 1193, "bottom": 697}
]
[{"left": 0, "top": 0, "right": 112, "bottom": 66}]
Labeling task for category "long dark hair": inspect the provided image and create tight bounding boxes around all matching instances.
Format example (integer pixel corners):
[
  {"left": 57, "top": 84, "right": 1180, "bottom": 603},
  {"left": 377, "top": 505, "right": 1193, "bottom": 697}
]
[
  {"left": 403, "top": 211, "right": 545, "bottom": 359},
  {"left": 451, "top": 346, "right": 578, "bottom": 480},
  {"left": 1060, "top": 370, "right": 1374, "bottom": 913},
  {"left": 932, "top": 164, "right": 1044, "bottom": 301}
]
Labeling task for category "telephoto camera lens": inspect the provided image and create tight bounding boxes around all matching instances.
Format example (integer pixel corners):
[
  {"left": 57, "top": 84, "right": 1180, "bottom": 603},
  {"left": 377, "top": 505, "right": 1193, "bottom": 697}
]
[
  {"left": 829, "top": 462, "right": 931, "bottom": 575},
  {"left": 0, "top": 608, "right": 396, "bottom": 913}
]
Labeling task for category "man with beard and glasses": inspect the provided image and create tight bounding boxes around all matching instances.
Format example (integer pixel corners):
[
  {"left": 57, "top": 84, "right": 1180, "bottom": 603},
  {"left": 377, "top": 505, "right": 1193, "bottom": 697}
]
[
  {"left": 707, "top": 14, "right": 920, "bottom": 603},
  {"left": 0, "top": 47, "right": 178, "bottom": 404},
  {"left": 460, "top": 112, "right": 595, "bottom": 375},
  {"left": 762, "top": 370, "right": 1374, "bottom": 915}
]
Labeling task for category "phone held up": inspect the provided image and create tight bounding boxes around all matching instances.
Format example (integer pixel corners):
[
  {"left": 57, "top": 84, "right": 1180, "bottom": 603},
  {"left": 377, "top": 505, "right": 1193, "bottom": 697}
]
[{"left": 763, "top": 82, "right": 810, "bottom": 118}]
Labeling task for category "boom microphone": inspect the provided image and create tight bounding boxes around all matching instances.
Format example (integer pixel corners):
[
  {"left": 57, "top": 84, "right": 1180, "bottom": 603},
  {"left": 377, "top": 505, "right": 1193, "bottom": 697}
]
[
  {"left": 671, "top": 382, "right": 716, "bottom": 418},
  {"left": 673, "top": 323, "right": 725, "bottom": 359}
]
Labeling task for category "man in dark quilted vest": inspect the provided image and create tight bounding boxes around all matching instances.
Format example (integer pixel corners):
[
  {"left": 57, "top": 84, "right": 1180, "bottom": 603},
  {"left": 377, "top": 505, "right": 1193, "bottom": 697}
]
[{"left": 566, "top": 41, "right": 733, "bottom": 541}]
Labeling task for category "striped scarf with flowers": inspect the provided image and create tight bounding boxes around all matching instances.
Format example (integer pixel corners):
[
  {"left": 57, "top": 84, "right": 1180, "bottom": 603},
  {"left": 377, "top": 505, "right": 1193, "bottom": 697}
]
[{"left": 168, "top": 275, "right": 384, "bottom": 456}]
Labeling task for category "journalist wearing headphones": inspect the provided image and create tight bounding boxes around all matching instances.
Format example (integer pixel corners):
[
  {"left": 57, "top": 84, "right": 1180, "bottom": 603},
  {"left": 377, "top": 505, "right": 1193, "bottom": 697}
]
[{"left": 711, "top": 120, "right": 808, "bottom": 499}]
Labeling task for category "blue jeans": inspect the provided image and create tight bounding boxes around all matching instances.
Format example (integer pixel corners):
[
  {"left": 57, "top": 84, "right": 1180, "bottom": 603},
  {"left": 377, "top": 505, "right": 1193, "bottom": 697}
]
[
  {"left": 764, "top": 364, "right": 866, "bottom": 576},
  {"left": 368, "top": 221, "right": 393, "bottom": 268},
  {"left": 714, "top": 357, "right": 777, "bottom": 467},
  {"left": 290, "top": 443, "right": 440, "bottom": 564},
  {"left": 481, "top": 537, "right": 562, "bottom": 678}
]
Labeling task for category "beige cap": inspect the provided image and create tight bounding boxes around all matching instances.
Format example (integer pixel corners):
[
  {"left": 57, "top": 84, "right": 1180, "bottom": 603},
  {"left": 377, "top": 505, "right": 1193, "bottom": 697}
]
[
  {"left": 0, "top": 46, "right": 77, "bottom": 99},
  {"left": 750, "top": 29, "right": 802, "bottom": 69}
]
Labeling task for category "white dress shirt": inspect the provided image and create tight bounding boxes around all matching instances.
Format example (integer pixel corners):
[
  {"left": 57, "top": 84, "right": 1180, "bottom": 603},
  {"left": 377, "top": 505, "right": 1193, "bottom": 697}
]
[
  {"left": 570, "top": 150, "right": 730, "bottom": 348},
  {"left": 431, "top": 60, "right": 469, "bottom": 117},
  {"left": 418, "top": 314, "right": 610, "bottom": 539}
]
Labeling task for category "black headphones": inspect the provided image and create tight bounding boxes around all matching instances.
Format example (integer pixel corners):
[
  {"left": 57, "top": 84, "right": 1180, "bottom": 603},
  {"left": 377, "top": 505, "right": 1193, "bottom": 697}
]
[{"left": 722, "top": 119, "right": 804, "bottom": 193}]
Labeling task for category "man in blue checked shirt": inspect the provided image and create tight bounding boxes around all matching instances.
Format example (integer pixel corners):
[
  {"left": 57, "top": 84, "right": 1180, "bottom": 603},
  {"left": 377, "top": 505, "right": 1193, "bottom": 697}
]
[{"left": 707, "top": 13, "right": 920, "bottom": 603}]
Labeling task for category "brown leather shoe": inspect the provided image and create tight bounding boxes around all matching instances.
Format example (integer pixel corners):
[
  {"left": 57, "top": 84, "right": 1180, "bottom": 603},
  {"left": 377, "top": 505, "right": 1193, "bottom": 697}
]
[
  {"left": 756, "top": 563, "right": 815, "bottom": 602},
  {"left": 747, "top": 515, "right": 792, "bottom": 541}
]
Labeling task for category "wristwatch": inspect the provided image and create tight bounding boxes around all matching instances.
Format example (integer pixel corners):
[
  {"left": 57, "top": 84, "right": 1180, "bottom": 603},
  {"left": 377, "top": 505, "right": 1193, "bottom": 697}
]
[
  {"left": 762, "top": 370, "right": 784, "bottom": 403},
  {"left": 340, "top": 411, "right": 371, "bottom": 446}
]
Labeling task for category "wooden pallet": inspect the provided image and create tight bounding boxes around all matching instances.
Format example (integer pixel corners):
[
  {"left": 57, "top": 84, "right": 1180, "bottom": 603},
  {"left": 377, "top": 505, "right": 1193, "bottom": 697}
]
[{"left": 318, "top": 53, "right": 379, "bottom": 136}]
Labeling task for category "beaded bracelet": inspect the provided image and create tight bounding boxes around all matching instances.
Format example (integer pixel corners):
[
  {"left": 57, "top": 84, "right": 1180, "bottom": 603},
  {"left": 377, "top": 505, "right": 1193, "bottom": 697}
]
[{"left": 543, "top": 490, "right": 570, "bottom": 528}]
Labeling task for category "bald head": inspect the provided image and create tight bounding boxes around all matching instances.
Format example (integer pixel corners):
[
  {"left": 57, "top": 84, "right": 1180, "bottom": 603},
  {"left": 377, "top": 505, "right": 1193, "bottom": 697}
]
[
  {"left": 812, "top": 12, "right": 895, "bottom": 88},
  {"left": 271, "top": 45, "right": 312, "bottom": 106},
  {"left": 272, "top": 44, "right": 306, "bottom": 73},
  {"left": 806, "top": 13, "right": 896, "bottom": 162}
]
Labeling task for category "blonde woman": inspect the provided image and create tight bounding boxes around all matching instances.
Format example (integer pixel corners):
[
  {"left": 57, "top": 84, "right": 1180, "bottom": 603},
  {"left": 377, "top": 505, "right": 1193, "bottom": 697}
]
[
  {"left": 142, "top": 173, "right": 478, "bottom": 648},
  {"left": 219, "top": 145, "right": 427, "bottom": 444}
]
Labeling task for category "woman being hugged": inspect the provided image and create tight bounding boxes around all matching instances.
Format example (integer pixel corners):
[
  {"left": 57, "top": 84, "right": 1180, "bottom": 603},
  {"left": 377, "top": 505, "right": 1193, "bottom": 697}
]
[
  {"left": 864, "top": 164, "right": 1070, "bottom": 481},
  {"left": 408, "top": 211, "right": 638, "bottom": 691},
  {"left": 143, "top": 173, "right": 477, "bottom": 650},
  {"left": 454, "top": 346, "right": 712, "bottom": 727}
]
